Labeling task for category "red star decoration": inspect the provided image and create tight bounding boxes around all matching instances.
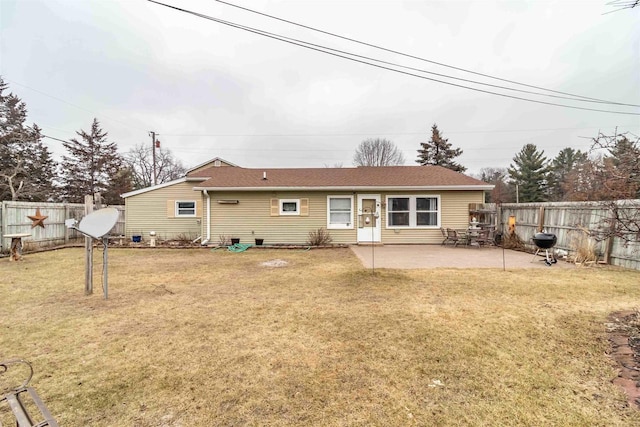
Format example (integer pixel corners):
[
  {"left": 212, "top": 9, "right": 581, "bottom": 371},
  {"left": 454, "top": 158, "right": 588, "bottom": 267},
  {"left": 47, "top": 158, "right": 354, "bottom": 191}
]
[{"left": 28, "top": 208, "right": 48, "bottom": 228}]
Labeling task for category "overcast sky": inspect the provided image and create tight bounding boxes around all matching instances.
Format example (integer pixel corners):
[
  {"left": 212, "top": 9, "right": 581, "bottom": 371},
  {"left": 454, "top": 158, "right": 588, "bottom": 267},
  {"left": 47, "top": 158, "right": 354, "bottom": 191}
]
[{"left": 1, "top": 0, "right": 638, "bottom": 175}]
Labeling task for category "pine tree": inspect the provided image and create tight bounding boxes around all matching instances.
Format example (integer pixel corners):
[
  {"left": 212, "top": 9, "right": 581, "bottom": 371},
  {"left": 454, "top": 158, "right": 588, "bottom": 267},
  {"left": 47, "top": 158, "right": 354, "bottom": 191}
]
[
  {"left": 508, "top": 144, "right": 550, "bottom": 202},
  {"left": 606, "top": 135, "right": 640, "bottom": 198},
  {"left": 416, "top": 124, "right": 466, "bottom": 172},
  {"left": 548, "top": 147, "right": 588, "bottom": 201},
  {"left": 0, "top": 77, "right": 57, "bottom": 201},
  {"left": 60, "top": 118, "right": 125, "bottom": 203}
]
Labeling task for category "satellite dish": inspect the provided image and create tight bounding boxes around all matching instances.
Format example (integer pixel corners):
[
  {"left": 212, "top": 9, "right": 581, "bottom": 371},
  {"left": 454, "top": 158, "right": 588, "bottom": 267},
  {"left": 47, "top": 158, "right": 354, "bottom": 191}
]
[
  {"left": 66, "top": 207, "right": 120, "bottom": 300},
  {"left": 77, "top": 208, "right": 119, "bottom": 240}
]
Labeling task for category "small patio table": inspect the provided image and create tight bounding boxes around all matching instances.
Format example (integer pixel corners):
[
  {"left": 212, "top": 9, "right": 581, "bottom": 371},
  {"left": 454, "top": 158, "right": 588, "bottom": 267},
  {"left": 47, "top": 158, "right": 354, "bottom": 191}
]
[{"left": 4, "top": 233, "right": 31, "bottom": 261}]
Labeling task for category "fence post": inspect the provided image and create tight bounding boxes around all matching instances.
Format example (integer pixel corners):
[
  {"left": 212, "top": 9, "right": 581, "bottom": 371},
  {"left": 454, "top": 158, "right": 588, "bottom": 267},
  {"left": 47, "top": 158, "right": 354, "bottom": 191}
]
[
  {"left": 0, "top": 201, "right": 5, "bottom": 251},
  {"left": 603, "top": 203, "right": 617, "bottom": 265},
  {"left": 84, "top": 195, "right": 94, "bottom": 295},
  {"left": 537, "top": 206, "right": 545, "bottom": 232},
  {"left": 64, "top": 204, "right": 69, "bottom": 245}
]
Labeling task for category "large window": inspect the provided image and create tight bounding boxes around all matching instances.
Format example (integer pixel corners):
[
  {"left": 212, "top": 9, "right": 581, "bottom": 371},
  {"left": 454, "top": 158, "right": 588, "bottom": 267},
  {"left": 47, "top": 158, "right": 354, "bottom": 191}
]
[
  {"left": 176, "top": 200, "right": 196, "bottom": 217},
  {"left": 386, "top": 195, "right": 439, "bottom": 228},
  {"left": 327, "top": 196, "right": 353, "bottom": 229},
  {"left": 279, "top": 199, "right": 300, "bottom": 215}
]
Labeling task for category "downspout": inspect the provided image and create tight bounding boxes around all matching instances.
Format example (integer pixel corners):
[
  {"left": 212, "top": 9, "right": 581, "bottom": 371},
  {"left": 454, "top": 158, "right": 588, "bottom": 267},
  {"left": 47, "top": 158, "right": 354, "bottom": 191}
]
[{"left": 201, "top": 190, "right": 211, "bottom": 245}]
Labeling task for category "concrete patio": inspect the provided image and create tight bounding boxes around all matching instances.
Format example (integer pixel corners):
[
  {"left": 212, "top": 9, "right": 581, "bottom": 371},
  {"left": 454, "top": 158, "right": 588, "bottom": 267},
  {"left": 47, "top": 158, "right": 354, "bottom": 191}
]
[{"left": 350, "top": 244, "right": 576, "bottom": 269}]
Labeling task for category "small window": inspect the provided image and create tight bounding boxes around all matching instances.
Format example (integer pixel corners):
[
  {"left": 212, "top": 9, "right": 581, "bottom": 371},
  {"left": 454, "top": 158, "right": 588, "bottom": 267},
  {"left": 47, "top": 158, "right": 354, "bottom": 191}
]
[
  {"left": 279, "top": 199, "right": 300, "bottom": 215},
  {"left": 176, "top": 201, "right": 196, "bottom": 217},
  {"left": 327, "top": 196, "right": 353, "bottom": 229}
]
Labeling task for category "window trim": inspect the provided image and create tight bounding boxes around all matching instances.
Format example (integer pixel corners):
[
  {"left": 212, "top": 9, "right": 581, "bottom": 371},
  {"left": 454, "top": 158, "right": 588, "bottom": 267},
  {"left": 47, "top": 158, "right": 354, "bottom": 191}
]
[
  {"left": 326, "top": 195, "right": 354, "bottom": 229},
  {"left": 175, "top": 200, "right": 197, "bottom": 217},
  {"left": 386, "top": 195, "right": 440, "bottom": 229},
  {"left": 279, "top": 199, "right": 300, "bottom": 216}
]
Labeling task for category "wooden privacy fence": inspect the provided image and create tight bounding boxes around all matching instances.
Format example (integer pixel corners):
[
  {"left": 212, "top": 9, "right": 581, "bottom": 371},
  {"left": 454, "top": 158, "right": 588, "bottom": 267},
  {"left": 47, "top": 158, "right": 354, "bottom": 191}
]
[
  {"left": 0, "top": 201, "right": 125, "bottom": 254},
  {"left": 497, "top": 200, "right": 640, "bottom": 271}
]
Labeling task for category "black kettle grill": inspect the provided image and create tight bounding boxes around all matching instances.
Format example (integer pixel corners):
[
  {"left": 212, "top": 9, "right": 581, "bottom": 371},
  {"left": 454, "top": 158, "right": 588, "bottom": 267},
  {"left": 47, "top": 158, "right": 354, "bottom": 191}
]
[{"left": 532, "top": 232, "right": 558, "bottom": 266}]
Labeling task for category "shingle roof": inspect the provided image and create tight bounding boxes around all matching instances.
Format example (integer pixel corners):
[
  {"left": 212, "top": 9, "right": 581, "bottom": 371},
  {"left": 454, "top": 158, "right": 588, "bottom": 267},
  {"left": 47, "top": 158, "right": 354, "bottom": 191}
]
[{"left": 189, "top": 165, "right": 492, "bottom": 190}]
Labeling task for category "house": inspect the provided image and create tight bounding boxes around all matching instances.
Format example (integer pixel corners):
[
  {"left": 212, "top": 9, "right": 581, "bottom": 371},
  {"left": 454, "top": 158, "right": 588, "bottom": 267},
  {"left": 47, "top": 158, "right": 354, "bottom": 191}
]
[{"left": 121, "top": 158, "right": 493, "bottom": 245}]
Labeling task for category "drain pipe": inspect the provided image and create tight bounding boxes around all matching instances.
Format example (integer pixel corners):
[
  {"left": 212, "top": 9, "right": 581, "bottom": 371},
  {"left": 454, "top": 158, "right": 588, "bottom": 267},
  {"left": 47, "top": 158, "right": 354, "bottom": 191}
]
[{"left": 201, "top": 190, "right": 211, "bottom": 245}]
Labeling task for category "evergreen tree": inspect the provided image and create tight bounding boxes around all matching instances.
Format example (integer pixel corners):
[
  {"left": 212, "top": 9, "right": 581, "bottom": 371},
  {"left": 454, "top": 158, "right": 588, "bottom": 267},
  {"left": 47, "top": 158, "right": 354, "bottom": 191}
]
[
  {"left": 103, "top": 158, "right": 133, "bottom": 205},
  {"left": 606, "top": 135, "right": 640, "bottom": 198},
  {"left": 548, "top": 147, "right": 588, "bottom": 201},
  {"left": 0, "top": 77, "right": 57, "bottom": 201},
  {"left": 508, "top": 144, "right": 550, "bottom": 202},
  {"left": 416, "top": 124, "right": 466, "bottom": 172},
  {"left": 60, "top": 118, "right": 125, "bottom": 203}
]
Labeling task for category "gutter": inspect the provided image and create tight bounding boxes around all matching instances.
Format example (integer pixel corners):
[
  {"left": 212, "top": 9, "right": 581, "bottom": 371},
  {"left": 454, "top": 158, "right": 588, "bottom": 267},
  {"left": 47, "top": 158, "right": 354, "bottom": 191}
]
[
  {"left": 192, "top": 185, "right": 495, "bottom": 192},
  {"left": 201, "top": 190, "right": 211, "bottom": 245}
]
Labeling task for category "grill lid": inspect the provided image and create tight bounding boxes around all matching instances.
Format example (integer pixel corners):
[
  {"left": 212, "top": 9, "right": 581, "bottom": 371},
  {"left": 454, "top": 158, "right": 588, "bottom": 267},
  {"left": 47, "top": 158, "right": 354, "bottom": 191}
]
[{"left": 532, "top": 232, "right": 557, "bottom": 249}]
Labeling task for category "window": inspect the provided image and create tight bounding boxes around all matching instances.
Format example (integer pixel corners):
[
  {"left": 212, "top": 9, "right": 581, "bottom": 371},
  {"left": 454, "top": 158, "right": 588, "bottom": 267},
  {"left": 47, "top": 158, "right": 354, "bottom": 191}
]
[
  {"left": 279, "top": 199, "right": 300, "bottom": 215},
  {"left": 386, "top": 195, "right": 439, "bottom": 228},
  {"left": 416, "top": 197, "right": 438, "bottom": 226},
  {"left": 327, "top": 196, "right": 353, "bottom": 229},
  {"left": 388, "top": 197, "right": 410, "bottom": 226},
  {"left": 176, "top": 200, "right": 196, "bottom": 217}
]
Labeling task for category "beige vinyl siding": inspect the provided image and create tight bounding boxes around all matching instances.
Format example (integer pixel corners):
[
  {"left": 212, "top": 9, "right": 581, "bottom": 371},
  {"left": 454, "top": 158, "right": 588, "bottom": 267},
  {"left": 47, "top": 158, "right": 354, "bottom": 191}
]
[
  {"left": 189, "top": 159, "right": 236, "bottom": 174},
  {"left": 209, "top": 191, "right": 356, "bottom": 245},
  {"left": 125, "top": 181, "right": 203, "bottom": 240},
  {"left": 380, "top": 190, "right": 484, "bottom": 244}
]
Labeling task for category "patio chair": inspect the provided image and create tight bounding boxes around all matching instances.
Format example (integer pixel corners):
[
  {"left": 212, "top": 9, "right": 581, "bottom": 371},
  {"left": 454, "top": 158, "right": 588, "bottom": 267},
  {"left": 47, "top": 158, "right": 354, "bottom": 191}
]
[
  {"left": 445, "top": 228, "right": 461, "bottom": 247},
  {"left": 440, "top": 227, "right": 451, "bottom": 245},
  {"left": 474, "top": 229, "right": 491, "bottom": 247}
]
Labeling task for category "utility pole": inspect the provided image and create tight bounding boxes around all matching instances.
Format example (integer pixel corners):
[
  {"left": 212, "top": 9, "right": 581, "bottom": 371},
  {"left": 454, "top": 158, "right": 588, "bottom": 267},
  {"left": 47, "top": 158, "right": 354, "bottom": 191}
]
[{"left": 150, "top": 131, "right": 158, "bottom": 186}]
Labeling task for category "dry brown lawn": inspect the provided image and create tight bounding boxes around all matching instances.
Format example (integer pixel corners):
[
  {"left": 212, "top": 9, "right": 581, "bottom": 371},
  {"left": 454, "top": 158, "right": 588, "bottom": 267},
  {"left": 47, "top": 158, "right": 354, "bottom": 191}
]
[{"left": 1, "top": 247, "right": 640, "bottom": 426}]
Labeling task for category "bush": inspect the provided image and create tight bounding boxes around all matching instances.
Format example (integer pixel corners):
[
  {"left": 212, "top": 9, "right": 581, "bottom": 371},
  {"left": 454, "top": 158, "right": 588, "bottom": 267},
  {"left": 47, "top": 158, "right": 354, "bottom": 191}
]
[
  {"left": 307, "top": 228, "right": 333, "bottom": 246},
  {"left": 569, "top": 227, "right": 599, "bottom": 265}
]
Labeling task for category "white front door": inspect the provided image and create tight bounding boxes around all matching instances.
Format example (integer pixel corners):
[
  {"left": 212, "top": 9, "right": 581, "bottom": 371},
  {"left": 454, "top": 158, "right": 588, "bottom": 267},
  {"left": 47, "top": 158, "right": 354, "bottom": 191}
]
[{"left": 357, "top": 194, "right": 381, "bottom": 243}]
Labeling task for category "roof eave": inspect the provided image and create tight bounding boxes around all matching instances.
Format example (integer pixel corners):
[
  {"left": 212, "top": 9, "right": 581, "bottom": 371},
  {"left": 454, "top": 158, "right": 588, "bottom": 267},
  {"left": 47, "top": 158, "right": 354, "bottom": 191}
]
[
  {"left": 121, "top": 177, "right": 208, "bottom": 198},
  {"left": 192, "top": 185, "right": 495, "bottom": 192}
]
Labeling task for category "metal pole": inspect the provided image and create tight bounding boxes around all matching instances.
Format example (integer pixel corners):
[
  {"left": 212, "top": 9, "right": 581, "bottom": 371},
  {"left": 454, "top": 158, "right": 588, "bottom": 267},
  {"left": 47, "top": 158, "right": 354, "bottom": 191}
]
[
  {"left": 150, "top": 131, "right": 157, "bottom": 186},
  {"left": 84, "top": 195, "right": 93, "bottom": 295},
  {"left": 103, "top": 237, "right": 108, "bottom": 300},
  {"left": 371, "top": 223, "right": 375, "bottom": 275}
]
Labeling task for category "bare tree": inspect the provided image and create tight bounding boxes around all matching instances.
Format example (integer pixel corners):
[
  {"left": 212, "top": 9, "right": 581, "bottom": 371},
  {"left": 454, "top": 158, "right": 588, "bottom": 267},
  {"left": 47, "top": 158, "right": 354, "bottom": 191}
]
[
  {"left": 353, "top": 138, "right": 405, "bottom": 167},
  {"left": 0, "top": 158, "right": 24, "bottom": 200},
  {"left": 586, "top": 130, "right": 640, "bottom": 246},
  {"left": 590, "top": 129, "right": 640, "bottom": 200},
  {"left": 478, "top": 167, "right": 515, "bottom": 203},
  {"left": 125, "top": 143, "right": 186, "bottom": 189}
]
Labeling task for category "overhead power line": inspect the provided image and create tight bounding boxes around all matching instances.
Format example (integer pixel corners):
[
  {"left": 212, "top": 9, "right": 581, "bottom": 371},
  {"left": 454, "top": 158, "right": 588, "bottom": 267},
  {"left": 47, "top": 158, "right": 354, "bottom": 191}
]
[
  {"left": 162, "top": 124, "right": 639, "bottom": 137},
  {"left": 213, "top": 0, "right": 639, "bottom": 107},
  {"left": 147, "top": 1, "right": 640, "bottom": 115},
  {"left": 604, "top": 0, "right": 640, "bottom": 14},
  {"left": 193, "top": 15, "right": 632, "bottom": 107}
]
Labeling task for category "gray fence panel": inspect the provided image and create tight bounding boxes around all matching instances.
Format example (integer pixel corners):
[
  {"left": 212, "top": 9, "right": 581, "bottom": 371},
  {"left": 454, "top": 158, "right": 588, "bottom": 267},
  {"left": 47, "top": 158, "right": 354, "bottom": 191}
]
[
  {"left": 1, "top": 201, "right": 125, "bottom": 253},
  {"left": 498, "top": 200, "right": 640, "bottom": 270}
]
